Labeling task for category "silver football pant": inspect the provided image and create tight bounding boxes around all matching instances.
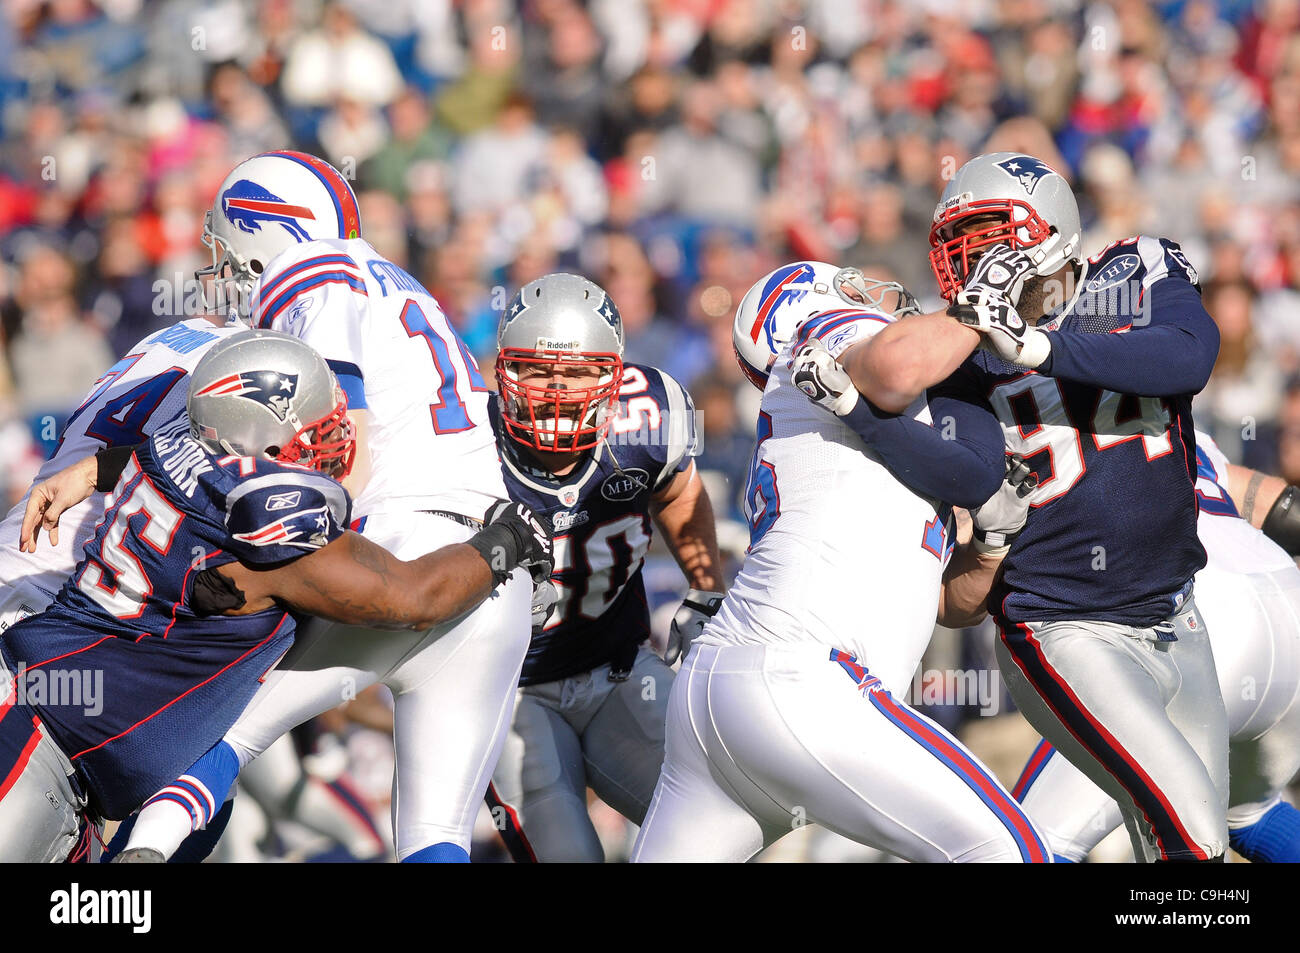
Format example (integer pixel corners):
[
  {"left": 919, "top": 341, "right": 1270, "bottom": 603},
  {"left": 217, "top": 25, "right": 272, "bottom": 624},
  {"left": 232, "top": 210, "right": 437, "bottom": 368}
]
[{"left": 996, "top": 594, "right": 1229, "bottom": 862}]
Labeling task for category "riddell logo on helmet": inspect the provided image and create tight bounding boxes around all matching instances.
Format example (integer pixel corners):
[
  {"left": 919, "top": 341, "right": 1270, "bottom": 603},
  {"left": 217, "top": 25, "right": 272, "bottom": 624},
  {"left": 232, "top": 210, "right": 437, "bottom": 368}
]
[
  {"left": 934, "top": 191, "right": 973, "bottom": 222},
  {"left": 535, "top": 337, "right": 581, "bottom": 351},
  {"left": 222, "top": 179, "right": 317, "bottom": 241}
]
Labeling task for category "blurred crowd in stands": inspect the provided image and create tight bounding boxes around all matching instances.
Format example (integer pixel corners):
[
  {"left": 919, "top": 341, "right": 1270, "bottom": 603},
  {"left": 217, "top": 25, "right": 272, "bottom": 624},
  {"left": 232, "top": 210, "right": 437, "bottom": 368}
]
[{"left": 3, "top": 0, "right": 1300, "bottom": 859}]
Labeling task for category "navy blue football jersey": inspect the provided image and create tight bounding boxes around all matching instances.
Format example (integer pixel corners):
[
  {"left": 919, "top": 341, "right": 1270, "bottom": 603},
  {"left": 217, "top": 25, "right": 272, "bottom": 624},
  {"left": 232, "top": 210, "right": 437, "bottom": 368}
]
[
  {"left": 490, "top": 363, "right": 697, "bottom": 686},
  {"left": 939, "top": 236, "right": 1217, "bottom": 627},
  {"left": 0, "top": 414, "right": 350, "bottom": 819}
]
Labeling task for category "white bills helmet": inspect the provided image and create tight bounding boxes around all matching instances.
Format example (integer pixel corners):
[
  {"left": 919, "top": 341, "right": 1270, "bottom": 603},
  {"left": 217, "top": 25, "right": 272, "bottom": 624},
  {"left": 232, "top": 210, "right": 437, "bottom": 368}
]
[
  {"left": 733, "top": 261, "right": 919, "bottom": 390},
  {"left": 198, "top": 151, "right": 363, "bottom": 322}
]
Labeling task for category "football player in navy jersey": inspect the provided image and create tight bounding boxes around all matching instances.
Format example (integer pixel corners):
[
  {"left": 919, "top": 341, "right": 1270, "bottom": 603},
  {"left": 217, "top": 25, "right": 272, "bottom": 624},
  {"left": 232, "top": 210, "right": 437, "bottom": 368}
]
[
  {"left": 0, "top": 330, "right": 552, "bottom": 862},
  {"left": 791, "top": 152, "right": 1228, "bottom": 863},
  {"left": 483, "top": 273, "right": 725, "bottom": 862}
]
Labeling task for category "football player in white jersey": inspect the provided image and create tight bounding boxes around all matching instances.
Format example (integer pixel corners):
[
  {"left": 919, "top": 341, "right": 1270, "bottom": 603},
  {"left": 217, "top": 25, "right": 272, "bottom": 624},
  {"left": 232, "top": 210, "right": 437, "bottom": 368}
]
[
  {"left": 631, "top": 261, "right": 1050, "bottom": 863},
  {"left": 0, "top": 317, "right": 238, "bottom": 630},
  {"left": 113, "top": 151, "right": 540, "bottom": 863},
  {"left": 1013, "top": 431, "right": 1300, "bottom": 862}
]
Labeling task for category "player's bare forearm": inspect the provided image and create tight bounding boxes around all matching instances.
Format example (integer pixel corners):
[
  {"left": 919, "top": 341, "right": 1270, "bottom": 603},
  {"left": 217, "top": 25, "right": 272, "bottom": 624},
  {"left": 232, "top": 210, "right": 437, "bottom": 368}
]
[
  {"left": 651, "top": 464, "right": 725, "bottom": 593},
  {"left": 937, "top": 542, "right": 1004, "bottom": 628},
  {"left": 224, "top": 532, "right": 495, "bottom": 630},
  {"left": 841, "top": 312, "right": 981, "bottom": 413},
  {"left": 1228, "top": 464, "right": 1287, "bottom": 529}
]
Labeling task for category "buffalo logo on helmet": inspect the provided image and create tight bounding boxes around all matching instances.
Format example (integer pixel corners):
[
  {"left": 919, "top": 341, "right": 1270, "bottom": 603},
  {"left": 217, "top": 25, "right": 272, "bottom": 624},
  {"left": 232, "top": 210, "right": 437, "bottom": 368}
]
[
  {"left": 748, "top": 262, "right": 816, "bottom": 350},
  {"left": 222, "top": 179, "right": 317, "bottom": 241},
  {"left": 995, "top": 156, "right": 1056, "bottom": 195},
  {"left": 194, "top": 369, "right": 300, "bottom": 422}
]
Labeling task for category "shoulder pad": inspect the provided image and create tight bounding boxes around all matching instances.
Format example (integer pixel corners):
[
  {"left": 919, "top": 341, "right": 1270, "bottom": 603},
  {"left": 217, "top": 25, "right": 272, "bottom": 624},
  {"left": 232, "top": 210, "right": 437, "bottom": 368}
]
[
  {"left": 609, "top": 364, "right": 698, "bottom": 486},
  {"left": 252, "top": 243, "right": 368, "bottom": 330},
  {"left": 1089, "top": 236, "right": 1199, "bottom": 292},
  {"left": 222, "top": 467, "right": 351, "bottom": 564}
]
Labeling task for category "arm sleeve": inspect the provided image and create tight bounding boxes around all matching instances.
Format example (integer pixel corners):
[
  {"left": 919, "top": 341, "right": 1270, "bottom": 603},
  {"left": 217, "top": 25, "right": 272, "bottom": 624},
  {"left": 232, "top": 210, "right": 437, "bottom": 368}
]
[
  {"left": 223, "top": 472, "right": 352, "bottom": 566},
  {"left": 840, "top": 364, "right": 1005, "bottom": 509},
  {"left": 95, "top": 444, "right": 140, "bottom": 491},
  {"left": 1039, "top": 243, "right": 1219, "bottom": 396}
]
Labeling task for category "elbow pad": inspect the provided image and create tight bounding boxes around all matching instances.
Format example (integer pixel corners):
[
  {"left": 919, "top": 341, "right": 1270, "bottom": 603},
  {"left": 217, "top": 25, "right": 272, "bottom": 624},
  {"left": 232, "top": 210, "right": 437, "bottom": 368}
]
[{"left": 1261, "top": 485, "right": 1300, "bottom": 557}]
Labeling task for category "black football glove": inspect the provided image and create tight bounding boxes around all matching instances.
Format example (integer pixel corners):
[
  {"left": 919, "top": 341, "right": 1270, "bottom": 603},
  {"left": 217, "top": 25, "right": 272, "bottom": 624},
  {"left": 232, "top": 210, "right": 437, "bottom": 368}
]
[{"left": 469, "top": 500, "right": 555, "bottom": 587}]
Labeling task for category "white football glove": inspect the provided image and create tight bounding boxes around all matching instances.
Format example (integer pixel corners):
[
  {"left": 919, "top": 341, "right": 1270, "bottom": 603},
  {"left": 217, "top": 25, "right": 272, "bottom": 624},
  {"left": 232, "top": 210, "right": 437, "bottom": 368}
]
[
  {"left": 961, "top": 244, "right": 1038, "bottom": 305},
  {"left": 664, "top": 589, "right": 725, "bottom": 666},
  {"left": 789, "top": 338, "right": 860, "bottom": 416},
  {"left": 947, "top": 246, "right": 1051, "bottom": 368},
  {"left": 969, "top": 453, "right": 1039, "bottom": 556},
  {"left": 530, "top": 579, "right": 558, "bottom": 634}
]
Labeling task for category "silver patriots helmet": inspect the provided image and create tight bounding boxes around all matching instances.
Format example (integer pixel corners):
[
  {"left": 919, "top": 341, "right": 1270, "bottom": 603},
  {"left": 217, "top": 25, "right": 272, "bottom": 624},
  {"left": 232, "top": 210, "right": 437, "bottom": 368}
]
[
  {"left": 495, "top": 273, "right": 625, "bottom": 453},
  {"left": 929, "top": 152, "right": 1082, "bottom": 300},
  {"left": 187, "top": 329, "right": 356, "bottom": 477}
]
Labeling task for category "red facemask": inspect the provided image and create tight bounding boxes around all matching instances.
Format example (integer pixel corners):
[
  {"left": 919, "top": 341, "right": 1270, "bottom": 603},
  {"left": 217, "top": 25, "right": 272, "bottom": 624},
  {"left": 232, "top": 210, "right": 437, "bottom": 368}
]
[
  {"left": 928, "top": 198, "right": 1054, "bottom": 300},
  {"left": 495, "top": 348, "right": 624, "bottom": 453},
  {"left": 275, "top": 389, "right": 357, "bottom": 479}
]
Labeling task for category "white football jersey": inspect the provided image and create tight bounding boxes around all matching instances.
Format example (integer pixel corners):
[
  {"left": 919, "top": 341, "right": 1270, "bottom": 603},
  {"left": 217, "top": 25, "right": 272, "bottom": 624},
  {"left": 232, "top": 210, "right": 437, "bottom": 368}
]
[
  {"left": 705, "top": 309, "right": 952, "bottom": 693},
  {"left": 0, "top": 319, "right": 238, "bottom": 601},
  {"left": 251, "top": 238, "right": 506, "bottom": 519},
  {"left": 1193, "top": 429, "right": 1294, "bottom": 574}
]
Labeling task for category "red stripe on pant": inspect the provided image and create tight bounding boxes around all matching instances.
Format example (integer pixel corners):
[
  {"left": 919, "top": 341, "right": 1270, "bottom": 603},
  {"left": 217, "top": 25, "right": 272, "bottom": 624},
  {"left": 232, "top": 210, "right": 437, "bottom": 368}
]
[
  {"left": 872, "top": 689, "right": 1049, "bottom": 862},
  {"left": 486, "top": 782, "right": 538, "bottom": 863},
  {"left": 998, "top": 620, "right": 1208, "bottom": 860}
]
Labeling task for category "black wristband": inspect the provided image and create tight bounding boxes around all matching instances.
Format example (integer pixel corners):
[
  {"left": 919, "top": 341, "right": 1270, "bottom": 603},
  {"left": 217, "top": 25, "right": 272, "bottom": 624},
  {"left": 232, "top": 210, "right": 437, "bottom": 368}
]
[
  {"left": 95, "top": 445, "right": 137, "bottom": 492},
  {"left": 465, "top": 521, "right": 524, "bottom": 586},
  {"left": 1262, "top": 485, "right": 1300, "bottom": 556},
  {"left": 972, "top": 525, "right": 1019, "bottom": 548}
]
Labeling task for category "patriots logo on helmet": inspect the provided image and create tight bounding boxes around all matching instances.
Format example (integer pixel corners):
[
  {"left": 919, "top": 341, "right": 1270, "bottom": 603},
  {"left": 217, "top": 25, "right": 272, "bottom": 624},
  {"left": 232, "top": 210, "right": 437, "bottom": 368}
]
[
  {"left": 996, "top": 156, "right": 1056, "bottom": 195},
  {"left": 748, "top": 262, "right": 816, "bottom": 349},
  {"left": 222, "top": 179, "right": 317, "bottom": 241},
  {"left": 233, "top": 504, "right": 336, "bottom": 550},
  {"left": 596, "top": 294, "right": 619, "bottom": 329},
  {"left": 194, "top": 370, "right": 300, "bottom": 422}
]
